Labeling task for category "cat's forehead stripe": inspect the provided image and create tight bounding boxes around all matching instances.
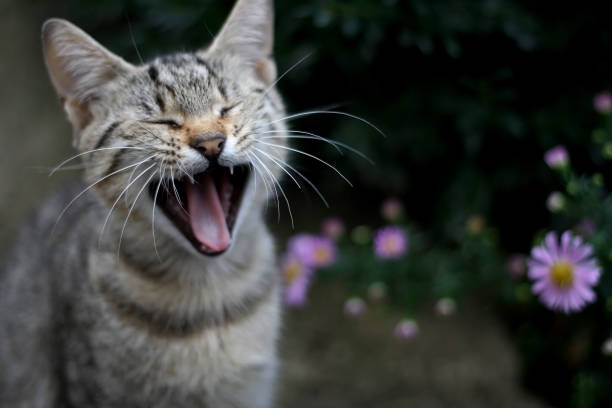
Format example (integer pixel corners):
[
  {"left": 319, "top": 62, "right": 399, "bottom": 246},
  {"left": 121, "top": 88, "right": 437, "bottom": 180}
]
[
  {"left": 194, "top": 56, "right": 219, "bottom": 80},
  {"left": 155, "top": 93, "right": 165, "bottom": 113},
  {"left": 145, "top": 55, "right": 229, "bottom": 112},
  {"left": 147, "top": 65, "right": 159, "bottom": 83},
  {"left": 140, "top": 102, "right": 153, "bottom": 115}
]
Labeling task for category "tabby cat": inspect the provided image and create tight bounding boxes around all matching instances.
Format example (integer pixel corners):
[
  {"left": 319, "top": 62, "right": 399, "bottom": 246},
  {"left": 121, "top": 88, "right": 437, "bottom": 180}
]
[{"left": 0, "top": 0, "right": 288, "bottom": 406}]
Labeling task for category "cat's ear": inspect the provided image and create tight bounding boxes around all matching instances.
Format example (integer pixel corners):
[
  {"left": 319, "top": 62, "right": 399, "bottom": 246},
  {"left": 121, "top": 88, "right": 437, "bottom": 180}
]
[
  {"left": 206, "top": 0, "right": 277, "bottom": 83},
  {"left": 42, "top": 19, "right": 134, "bottom": 131}
]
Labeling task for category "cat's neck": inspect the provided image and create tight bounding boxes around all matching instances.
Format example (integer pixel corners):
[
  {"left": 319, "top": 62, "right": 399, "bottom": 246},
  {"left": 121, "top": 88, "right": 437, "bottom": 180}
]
[{"left": 100, "top": 208, "right": 268, "bottom": 285}]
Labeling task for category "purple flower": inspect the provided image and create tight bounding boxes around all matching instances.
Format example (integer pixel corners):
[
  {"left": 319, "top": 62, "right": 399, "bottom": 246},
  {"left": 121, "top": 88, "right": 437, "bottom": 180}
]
[
  {"left": 435, "top": 298, "right": 457, "bottom": 317},
  {"left": 281, "top": 255, "right": 314, "bottom": 307},
  {"left": 381, "top": 197, "right": 404, "bottom": 221},
  {"left": 506, "top": 254, "right": 526, "bottom": 278},
  {"left": 321, "top": 217, "right": 345, "bottom": 240},
  {"left": 546, "top": 191, "right": 565, "bottom": 213},
  {"left": 528, "top": 231, "right": 601, "bottom": 313},
  {"left": 343, "top": 297, "right": 366, "bottom": 317},
  {"left": 602, "top": 337, "right": 612, "bottom": 356},
  {"left": 394, "top": 319, "right": 419, "bottom": 341},
  {"left": 288, "top": 234, "right": 337, "bottom": 268},
  {"left": 374, "top": 226, "right": 408, "bottom": 259},
  {"left": 593, "top": 91, "right": 612, "bottom": 114},
  {"left": 544, "top": 145, "right": 569, "bottom": 169}
]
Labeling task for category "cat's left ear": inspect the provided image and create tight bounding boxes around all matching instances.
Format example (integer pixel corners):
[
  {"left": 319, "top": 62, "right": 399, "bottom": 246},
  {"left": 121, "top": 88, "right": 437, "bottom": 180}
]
[
  {"left": 42, "top": 19, "right": 135, "bottom": 135},
  {"left": 205, "top": 0, "right": 277, "bottom": 84}
]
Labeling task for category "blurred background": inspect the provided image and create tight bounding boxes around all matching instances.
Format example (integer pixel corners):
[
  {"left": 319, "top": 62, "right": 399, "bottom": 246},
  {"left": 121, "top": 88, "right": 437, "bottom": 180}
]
[{"left": 3, "top": 0, "right": 612, "bottom": 406}]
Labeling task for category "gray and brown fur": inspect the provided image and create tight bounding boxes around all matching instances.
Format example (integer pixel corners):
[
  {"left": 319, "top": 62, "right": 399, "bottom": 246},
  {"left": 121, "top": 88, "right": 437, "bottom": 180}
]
[{"left": 0, "top": 0, "right": 289, "bottom": 406}]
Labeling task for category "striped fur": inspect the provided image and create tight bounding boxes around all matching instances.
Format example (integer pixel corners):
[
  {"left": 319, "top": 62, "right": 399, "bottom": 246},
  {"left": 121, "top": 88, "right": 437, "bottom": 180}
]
[{"left": 0, "top": 1, "right": 287, "bottom": 407}]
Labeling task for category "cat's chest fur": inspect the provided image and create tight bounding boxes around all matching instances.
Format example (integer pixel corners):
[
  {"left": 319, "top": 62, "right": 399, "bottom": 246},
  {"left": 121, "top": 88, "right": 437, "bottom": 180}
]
[{"left": 58, "top": 217, "right": 280, "bottom": 407}]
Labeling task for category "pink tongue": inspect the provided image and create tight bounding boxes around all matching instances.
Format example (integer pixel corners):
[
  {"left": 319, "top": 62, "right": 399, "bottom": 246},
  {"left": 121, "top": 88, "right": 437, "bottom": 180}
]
[{"left": 186, "top": 172, "right": 231, "bottom": 252}]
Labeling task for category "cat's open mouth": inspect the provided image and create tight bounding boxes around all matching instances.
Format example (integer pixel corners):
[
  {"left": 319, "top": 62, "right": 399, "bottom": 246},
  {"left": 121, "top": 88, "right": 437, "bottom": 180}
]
[{"left": 150, "top": 165, "right": 250, "bottom": 256}]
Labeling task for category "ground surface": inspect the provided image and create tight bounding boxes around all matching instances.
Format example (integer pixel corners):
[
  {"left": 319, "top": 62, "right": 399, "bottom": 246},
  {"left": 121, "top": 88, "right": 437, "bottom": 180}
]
[
  {"left": 0, "top": 3, "right": 549, "bottom": 407},
  {"left": 278, "top": 284, "right": 549, "bottom": 408}
]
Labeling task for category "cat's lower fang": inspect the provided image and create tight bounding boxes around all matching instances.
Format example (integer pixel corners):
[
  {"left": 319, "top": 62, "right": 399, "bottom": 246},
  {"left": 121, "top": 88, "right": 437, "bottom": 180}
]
[{"left": 219, "top": 173, "right": 233, "bottom": 216}]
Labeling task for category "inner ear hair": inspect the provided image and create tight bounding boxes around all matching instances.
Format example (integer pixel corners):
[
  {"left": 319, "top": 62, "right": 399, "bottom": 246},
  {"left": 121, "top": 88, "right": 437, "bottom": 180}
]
[
  {"left": 256, "top": 58, "right": 277, "bottom": 84},
  {"left": 66, "top": 97, "right": 94, "bottom": 130}
]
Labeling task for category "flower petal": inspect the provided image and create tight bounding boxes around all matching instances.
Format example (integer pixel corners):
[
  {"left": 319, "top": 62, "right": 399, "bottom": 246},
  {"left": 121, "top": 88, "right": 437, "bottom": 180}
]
[
  {"left": 532, "top": 278, "right": 549, "bottom": 294},
  {"left": 530, "top": 247, "right": 552, "bottom": 264},
  {"left": 569, "top": 245, "right": 593, "bottom": 263},
  {"left": 528, "top": 264, "right": 550, "bottom": 280},
  {"left": 570, "top": 236, "right": 584, "bottom": 252},
  {"left": 576, "top": 264, "right": 601, "bottom": 285},
  {"left": 574, "top": 284, "right": 596, "bottom": 303},
  {"left": 544, "top": 232, "right": 559, "bottom": 259},
  {"left": 561, "top": 230, "right": 572, "bottom": 253}
]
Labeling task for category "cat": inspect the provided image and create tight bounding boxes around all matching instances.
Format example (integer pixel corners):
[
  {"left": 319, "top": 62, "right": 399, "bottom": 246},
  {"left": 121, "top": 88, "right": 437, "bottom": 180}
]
[{"left": 0, "top": 0, "right": 289, "bottom": 406}]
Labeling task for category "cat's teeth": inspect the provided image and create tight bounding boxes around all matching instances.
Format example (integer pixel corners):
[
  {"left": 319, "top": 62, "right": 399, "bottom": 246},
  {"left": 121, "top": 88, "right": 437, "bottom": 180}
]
[
  {"left": 222, "top": 189, "right": 232, "bottom": 215},
  {"left": 230, "top": 166, "right": 234, "bottom": 175}
]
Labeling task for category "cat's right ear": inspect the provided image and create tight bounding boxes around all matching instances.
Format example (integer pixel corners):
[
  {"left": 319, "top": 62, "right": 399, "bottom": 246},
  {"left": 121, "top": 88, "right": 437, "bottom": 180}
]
[
  {"left": 42, "top": 19, "right": 134, "bottom": 135},
  {"left": 205, "top": 0, "right": 276, "bottom": 84}
]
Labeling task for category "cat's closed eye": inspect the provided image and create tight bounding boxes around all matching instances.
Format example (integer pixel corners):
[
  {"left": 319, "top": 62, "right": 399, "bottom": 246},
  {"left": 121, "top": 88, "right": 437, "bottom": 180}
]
[
  {"left": 219, "top": 103, "right": 240, "bottom": 118},
  {"left": 149, "top": 120, "right": 182, "bottom": 129}
]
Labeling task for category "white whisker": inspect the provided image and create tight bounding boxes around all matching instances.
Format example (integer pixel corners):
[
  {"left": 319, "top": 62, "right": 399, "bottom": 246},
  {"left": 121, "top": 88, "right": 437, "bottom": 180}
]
[
  {"left": 258, "top": 130, "right": 342, "bottom": 154},
  {"left": 261, "top": 53, "right": 312, "bottom": 96},
  {"left": 252, "top": 147, "right": 301, "bottom": 189},
  {"left": 49, "top": 146, "right": 145, "bottom": 176},
  {"left": 254, "top": 148, "right": 329, "bottom": 208},
  {"left": 52, "top": 155, "right": 155, "bottom": 233},
  {"left": 152, "top": 164, "right": 166, "bottom": 261},
  {"left": 124, "top": 158, "right": 150, "bottom": 205},
  {"left": 126, "top": 16, "right": 144, "bottom": 65},
  {"left": 99, "top": 162, "right": 157, "bottom": 244},
  {"left": 267, "top": 110, "right": 385, "bottom": 138},
  {"left": 33, "top": 161, "right": 113, "bottom": 173},
  {"left": 250, "top": 151, "right": 294, "bottom": 227},
  {"left": 255, "top": 141, "right": 353, "bottom": 187},
  {"left": 169, "top": 167, "right": 188, "bottom": 214},
  {"left": 246, "top": 152, "right": 272, "bottom": 212},
  {"left": 177, "top": 161, "right": 195, "bottom": 184},
  {"left": 117, "top": 169, "right": 158, "bottom": 255},
  {"left": 257, "top": 130, "right": 374, "bottom": 164}
]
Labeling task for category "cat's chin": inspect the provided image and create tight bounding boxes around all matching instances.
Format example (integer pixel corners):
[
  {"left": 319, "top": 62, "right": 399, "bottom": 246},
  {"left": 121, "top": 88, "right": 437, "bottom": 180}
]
[{"left": 149, "top": 164, "right": 250, "bottom": 257}]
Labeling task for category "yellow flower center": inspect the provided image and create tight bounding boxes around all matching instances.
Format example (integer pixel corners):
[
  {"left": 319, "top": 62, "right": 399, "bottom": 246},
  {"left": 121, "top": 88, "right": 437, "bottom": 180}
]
[
  {"left": 383, "top": 238, "right": 400, "bottom": 253},
  {"left": 550, "top": 261, "right": 574, "bottom": 289},
  {"left": 284, "top": 262, "right": 301, "bottom": 283},
  {"left": 314, "top": 248, "right": 329, "bottom": 263}
]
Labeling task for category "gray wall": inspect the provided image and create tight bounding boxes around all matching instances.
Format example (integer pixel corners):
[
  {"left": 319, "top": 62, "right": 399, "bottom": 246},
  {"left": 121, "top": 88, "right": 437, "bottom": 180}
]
[{"left": 0, "top": 2, "right": 74, "bottom": 252}]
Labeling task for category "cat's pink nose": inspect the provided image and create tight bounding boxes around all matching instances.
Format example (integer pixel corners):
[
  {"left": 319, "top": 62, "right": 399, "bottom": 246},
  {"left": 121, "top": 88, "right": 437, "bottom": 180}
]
[{"left": 190, "top": 133, "right": 226, "bottom": 159}]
